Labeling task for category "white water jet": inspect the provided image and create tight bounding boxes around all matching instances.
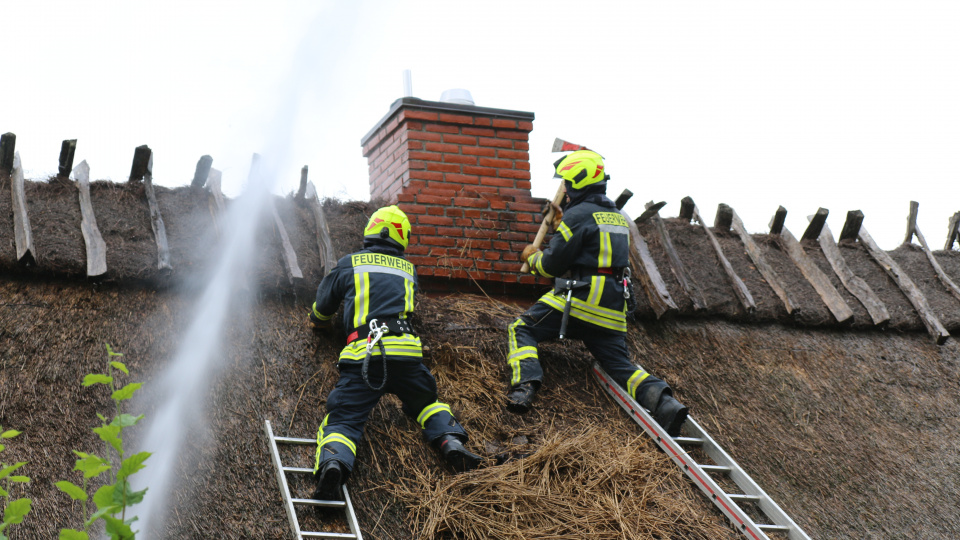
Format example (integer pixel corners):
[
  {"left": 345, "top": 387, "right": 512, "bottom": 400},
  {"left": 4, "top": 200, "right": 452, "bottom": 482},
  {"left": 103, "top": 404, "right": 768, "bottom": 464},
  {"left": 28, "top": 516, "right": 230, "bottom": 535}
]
[{"left": 133, "top": 163, "right": 274, "bottom": 536}]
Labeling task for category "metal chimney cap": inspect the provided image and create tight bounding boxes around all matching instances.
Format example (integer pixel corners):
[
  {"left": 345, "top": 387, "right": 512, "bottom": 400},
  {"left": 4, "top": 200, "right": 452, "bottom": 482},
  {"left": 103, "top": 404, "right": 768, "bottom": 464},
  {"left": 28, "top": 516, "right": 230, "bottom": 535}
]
[{"left": 439, "top": 88, "right": 474, "bottom": 106}]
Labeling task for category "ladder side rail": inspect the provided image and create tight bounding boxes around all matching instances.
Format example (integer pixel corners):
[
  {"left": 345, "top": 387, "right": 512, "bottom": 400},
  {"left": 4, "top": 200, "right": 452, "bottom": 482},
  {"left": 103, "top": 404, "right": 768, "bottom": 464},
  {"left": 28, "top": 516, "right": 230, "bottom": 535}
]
[
  {"left": 591, "top": 364, "right": 771, "bottom": 540},
  {"left": 683, "top": 417, "right": 811, "bottom": 540},
  {"left": 342, "top": 486, "right": 363, "bottom": 540},
  {"left": 265, "top": 420, "right": 305, "bottom": 540}
]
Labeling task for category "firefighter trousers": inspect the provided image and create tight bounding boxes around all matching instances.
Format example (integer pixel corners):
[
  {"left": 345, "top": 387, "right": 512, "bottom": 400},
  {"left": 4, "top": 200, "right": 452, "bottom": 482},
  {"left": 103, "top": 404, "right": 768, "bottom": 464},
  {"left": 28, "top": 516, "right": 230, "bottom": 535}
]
[
  {"left": 314, "top": 358, "right": 467, "bottom": 475},
  {"left": 506, "top": 300, "right": 670, "bottom": 408}
]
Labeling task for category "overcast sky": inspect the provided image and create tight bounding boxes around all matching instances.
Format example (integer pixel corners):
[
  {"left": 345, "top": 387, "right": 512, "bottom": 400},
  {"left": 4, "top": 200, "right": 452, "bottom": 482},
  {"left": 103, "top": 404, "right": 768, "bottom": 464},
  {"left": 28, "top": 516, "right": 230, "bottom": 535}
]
[{"left": 6, "top": 1, "right": 959, "bottom": 250}]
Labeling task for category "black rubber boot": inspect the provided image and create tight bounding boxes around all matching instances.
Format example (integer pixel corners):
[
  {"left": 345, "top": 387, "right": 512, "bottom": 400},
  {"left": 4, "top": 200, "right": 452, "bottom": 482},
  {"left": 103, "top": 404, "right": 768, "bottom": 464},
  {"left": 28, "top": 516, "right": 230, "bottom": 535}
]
[
  {"left": 311, "top": 460, "right": 343, "bottom": 501},
  {"left": 653, "top": 394, "right": 689, "bottom": 438},
  {"left": 437, "top": 435, "right": 482, "bottom": 472},
  {"left": 506, "top": 382, "right": 537, "bottom": 414}
]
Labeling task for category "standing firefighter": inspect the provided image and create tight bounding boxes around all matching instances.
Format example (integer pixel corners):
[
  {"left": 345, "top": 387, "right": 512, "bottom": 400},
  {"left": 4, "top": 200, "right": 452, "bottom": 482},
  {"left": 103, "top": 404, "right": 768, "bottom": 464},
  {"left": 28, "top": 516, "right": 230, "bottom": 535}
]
[
  {"left": 308, "top": 205, "right": 481, "bottom": 501},
  {"left": 505, "top": 150, "right": 689, "bottom": 436}
]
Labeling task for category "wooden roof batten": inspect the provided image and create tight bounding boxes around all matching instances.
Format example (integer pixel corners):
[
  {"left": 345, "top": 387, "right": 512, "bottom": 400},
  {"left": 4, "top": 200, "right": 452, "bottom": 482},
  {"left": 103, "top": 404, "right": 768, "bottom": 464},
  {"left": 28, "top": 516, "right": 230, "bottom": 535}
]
[
  {"left": 770, "top": 207, "right": 854, "bottom": 325},
  {"left": 682, "top": 196, "right": 756, "bottom": 314},
  {"left": 645, "top": 200, "right": 708, "bottom": 312},
  {"left": 617, "top": 190, "right": 678, "bottom": 319},
  {"left": 724, "top": 203, "right": 799, "bottom": 315},
  {"left": 813, "top": 212, "right": 890, "bottom": 327},
  {"left": 903, "top": 201, "right": 960, "bottom": 303}
]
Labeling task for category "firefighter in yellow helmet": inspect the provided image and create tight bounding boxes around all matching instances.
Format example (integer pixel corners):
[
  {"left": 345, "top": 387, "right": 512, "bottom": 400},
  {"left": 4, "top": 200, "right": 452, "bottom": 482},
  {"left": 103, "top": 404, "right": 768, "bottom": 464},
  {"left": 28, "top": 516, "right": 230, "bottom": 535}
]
[
  {"left": 505, "top": 150, "right": 689, "bottom": 436},
  {"left": 308, "top": 205, "right": 481, "bottom": 501}
]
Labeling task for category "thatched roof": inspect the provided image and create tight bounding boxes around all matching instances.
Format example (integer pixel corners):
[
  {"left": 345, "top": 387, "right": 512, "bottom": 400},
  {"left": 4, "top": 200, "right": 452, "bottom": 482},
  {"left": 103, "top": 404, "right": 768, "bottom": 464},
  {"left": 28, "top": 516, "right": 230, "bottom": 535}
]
[{"left": 3, "top": 173, "right": 960, "bottom": 538}]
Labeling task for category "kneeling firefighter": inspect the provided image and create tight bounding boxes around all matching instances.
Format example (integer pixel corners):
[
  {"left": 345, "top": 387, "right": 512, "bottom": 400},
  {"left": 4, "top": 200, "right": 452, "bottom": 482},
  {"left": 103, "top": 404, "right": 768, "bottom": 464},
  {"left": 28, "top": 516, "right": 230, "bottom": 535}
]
[
  {"left": 505, "top": 150, "right": 689, "bottom": 436},
  {"left": 308, "top": 205, "right": 481, "bottom": 501}
]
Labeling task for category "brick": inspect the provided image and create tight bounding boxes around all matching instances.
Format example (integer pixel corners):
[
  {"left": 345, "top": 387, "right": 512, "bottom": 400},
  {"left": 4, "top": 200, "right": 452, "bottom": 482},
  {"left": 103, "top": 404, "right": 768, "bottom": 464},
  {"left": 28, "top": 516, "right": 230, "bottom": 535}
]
[
  {"left": 420, "top": 187, "right": 458, "bottom": 198},
  {"left": 425, "top": 142, "right": 461, "bottom": 153},
  {"left": 409, "top": 170, "right": 444, "bottom": 182},
  {"left": 433, "top": 267, "right": 452, "bottom": 278},
  {"left": 515, "top": 212, "right": 534, "bottom": 222},
  {"left": 474, "top": 186, "right": 500, "bottom": 195},
  {"left": 512, "top": 222, "right": 541, "bottom": 233},
  {"left": 480, "top": 176, "right": 515, "bottom": 188},
  {"left": 464, "top": 209, "right": 483, "bottom": 219},
  {"left": 515, "top": 142, "right": 529, "bottom": 151},
  {"left": 405, "top": 245, "right": 429, "bottom": 255},
  {"left": 492, "top": 241, "right": 510, "bottom": 250},
  {"left": 441, "top": 173, "right": 478, "bottom": 185},
  {"left": 492, "top": 118, "right": 517, "bottom": 129},
  {"left": 408, "top": 131, "right": 444, "bottom": 143},
  {"left": 437, "top": 227, "right": 464, "bottom": 237},
  {"left": 417, "top": 266, "right": 436, "bottom": 276},
  {"left": 398, "top": 203, "right": 427, "bottom": 215},
  {"left": 426, "top": 206, "right": 444, "bottom": 216},
  {"left": 443, "top": 154, "right": 477, "bottom": 165},
  {"left": 475, "top": 260, "right": 493, "bottom": 271},
  {"left": 474, "top": 117, "right": 492, "bottom": 126},
  {"left": 462, "top": 126, "right": 496, "bottom": 137},
  {"left": 497, "top": 149, "right": 529, "bottom": 161},
  {"left": 454, "top": 197, "right": 490, "bottom": 208},
  {"left": 440, "top": 257, "right": 474, "bottom": 268},
  {"left": 501, "top": 187, "right": 533, "bottom": 198},
  {"left": 498, "top": 169, "right": 531, "bottom": 180},
  {"left": 502, "top": 251, "right": 520, "bottom": 262},
  {"left": 421, "top": 236, "right": 457, "bottom": 247},
  {"left": 425, "top": 123, "right": 460, "bottom": 134},
  {"left": 519, "top": 275, "right": 539, "bottom": 284},
  {"left": 426, "top": 162, "right": 460, "bottom": 173},
  {"left": 409, "top": 151, "right": 442, "bottom": 162},
  {"left": 518, "top": 121, "right": 533, "bottom": 131},
  {"left": 418, "top": 215, "right": 455, "bottom": 226},
  {"left": 490, "top": 200, "right": 508, "bottom": 210},
  {"left": 400, "top": 109, "right": 439, "bottom": 122},
  {"left": 396, "top": 193, "right": 416, "bottom": 203},
  {"left": 428, "top": 247, "right": 451, "bottom": 257},
  {"left": 407, "top": 140, "right": 424, "bottom": 151},
  {"left": 473, "top": 219, "right": 499, "bottom": 229},
  {"left": 444, "top": 134, "right": 477, "bottom": 146},
  {"left": 446, "top": 208, "right": 464, "bottom": 218},
  {"left": 417, "top": 194, "right": 453, "bottom": 205},
  {"left": 463, "top": 166, "right": 497, "bottom": 176},
  {"left": 413, "top": 225, "right": 437, "bottom": 236},
  {"left": 458, "top": 238, "right": 491, "bottom": 250},
  {"left": 406, "top": 179, "right": 427, "bottom": 191},
  {"left": 508, "top": 201, "right": 542, "bottom": 212},
  {"left": 515, "top": 161, "right": 530, "bottom": 171},
  {"left": 483, "top": 251, "right": 501, "bottom": 260},
  {"left": 497, "top": 130, "right": 528, "bottom": 141},
  {"left": 402, "top": 121, "right": 423, "bottom": 131},
  {"left": 516, "top": 180, "right": 531, "bottom": 190},
  {"left": 407, "top": 160, "right": 425, "bottom": 170},
  {"left": 464, "top": 228, "right": 497, "bottom": 240},
  {"left": 477, "top": 157, "right": 512, "bottom": 168},
  {"left": 439, "top": 113, "right": 474, "bottom": 124},
  {"left": 493, "top": 262, "right": 517, "bottom": 272},
  {"left": 462, "top": 146, "right": 496, "bottom": 157},
  {"left": 478, "top": 137, "right": 512, "bottom": 149},
  {"left": 500, "top": 231, "right": 527, "bottom": 241}
]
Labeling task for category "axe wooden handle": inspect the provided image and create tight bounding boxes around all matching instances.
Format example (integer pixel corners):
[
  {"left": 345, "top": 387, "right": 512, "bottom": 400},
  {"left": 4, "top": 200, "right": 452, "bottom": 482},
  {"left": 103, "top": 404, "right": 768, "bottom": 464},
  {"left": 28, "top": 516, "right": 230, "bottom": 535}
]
[{"left": 520, "top": 182, "right": 566, "bottom": 273}]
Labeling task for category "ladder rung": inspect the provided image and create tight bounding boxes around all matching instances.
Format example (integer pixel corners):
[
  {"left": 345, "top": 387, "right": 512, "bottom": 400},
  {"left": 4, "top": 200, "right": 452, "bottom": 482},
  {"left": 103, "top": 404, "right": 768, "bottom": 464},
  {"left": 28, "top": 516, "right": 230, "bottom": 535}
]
[
  {"left": 283, "top": 466, "right": 315, "bottom": 474},
  {"left": 727, "top": 493, "right": 761, "bottom": 503},
  {"left": 291, "top": 497, "right": 347, "bottom": 508},
  {"left": 302, "top": 531, "right": 358, "bottom": 539},
  {"left": 673, "top": 436, "right": 704, "bottom": 446},
  {"left": 276, "top": 436, "right": 316, "bottom": 444},
  {"left": 700, "top": 464, "right": 732, "bottom": 474},
  {"left": 757, "top": 524, "right": 791, "bottom": 532}
]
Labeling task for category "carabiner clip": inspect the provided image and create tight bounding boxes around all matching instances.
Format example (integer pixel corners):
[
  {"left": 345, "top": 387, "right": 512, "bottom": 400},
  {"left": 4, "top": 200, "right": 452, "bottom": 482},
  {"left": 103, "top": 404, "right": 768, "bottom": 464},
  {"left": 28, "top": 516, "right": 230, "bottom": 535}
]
[{"left": 366, "top": 319, "right": 389, "bottom": 353}]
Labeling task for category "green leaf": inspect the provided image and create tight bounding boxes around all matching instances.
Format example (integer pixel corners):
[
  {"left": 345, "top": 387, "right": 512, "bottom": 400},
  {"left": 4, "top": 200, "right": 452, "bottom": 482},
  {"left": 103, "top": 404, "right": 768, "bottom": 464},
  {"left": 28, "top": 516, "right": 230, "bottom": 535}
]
[
  {"left": 0, "top": 444, "right": 5, "bottom": 452},
  {"left": 97, "top": 413, "right": 107, "bottom": 423},
  {"left": 74, "top": 454, "right": 111, "bottom": 479},
  {"left": 93, "top": 484, "right": 118, "bottom": 511},
  {"left": 0, "top": 430, "right": 20, "bottom": 439},
  {"left": 55, "top": 481, "right": 88, "bottom": 502},
  {"left": 105, "top": 344, "right": 123, "bottom": 357},
  {"left": 3, "top": 498, "right": 31, "bottom": 524},
  {"left": 93, "top": 425, "right": 123, "bottom": 455},
  {"left": 8, "top": 476, "right": 29, "bottom": 483},
  {"left": 111, "top": 383, "right": 142, "bottom": 401},
  {"left": 0, "top": 486, "right": 7, "bottom": 497},
  {"left": 82, "top": 374, "right": 113, "bottom": 387},
  {"left": 85, "top": 505, "right": 115, "bottom": 527},
  {"left": 110, "top": 414, "right": 144, "bottom": 428},
  {"left": 59, "top": 529, "right": 89, "bottom": 540},
  {"left": 117, "top": 452, "right": 151, "bottom": 482},
  {"left": 0, "top": 462, "right": 26, "bottom": 481},
  {"left": 109, "top": 481, "right": 147, "bottom": 506},
  {"left": 109, "top": 361, "right": 129, "bottom": 375},
  {"left": 103, "top": 515, "right": 134, "bottom": 540}
]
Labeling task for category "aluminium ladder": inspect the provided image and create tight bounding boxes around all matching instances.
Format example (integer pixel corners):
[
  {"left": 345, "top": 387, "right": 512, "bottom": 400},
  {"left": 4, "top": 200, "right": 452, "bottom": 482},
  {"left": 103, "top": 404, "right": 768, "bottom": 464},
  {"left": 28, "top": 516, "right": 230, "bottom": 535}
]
[
  {"left": 264, "top": 420, "right": 363, "bottom": 540},
  {"left": 591, "top": 363, "right": 811, "bottom": 540}
]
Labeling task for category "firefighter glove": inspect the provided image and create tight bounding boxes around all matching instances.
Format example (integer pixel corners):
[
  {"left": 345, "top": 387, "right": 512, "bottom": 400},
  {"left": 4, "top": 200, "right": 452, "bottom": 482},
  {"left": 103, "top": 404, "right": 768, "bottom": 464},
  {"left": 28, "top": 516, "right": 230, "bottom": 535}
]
[
  {"left": 542, "top": 201, "right": 564, "bottom": 232},
  {"left": 521, "top": 244, "right": 540, "bottom": 264}
]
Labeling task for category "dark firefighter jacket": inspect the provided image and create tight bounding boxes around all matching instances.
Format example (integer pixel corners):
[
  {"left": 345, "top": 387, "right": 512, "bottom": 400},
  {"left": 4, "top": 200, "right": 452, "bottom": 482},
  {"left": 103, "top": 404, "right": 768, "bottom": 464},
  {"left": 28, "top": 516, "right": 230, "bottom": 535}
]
[
  {"left": 311, "top": 243, "right": 422, "bottom": 362},
  {"left": 526, "top": 193, "right": 631, "bottom": 332}
]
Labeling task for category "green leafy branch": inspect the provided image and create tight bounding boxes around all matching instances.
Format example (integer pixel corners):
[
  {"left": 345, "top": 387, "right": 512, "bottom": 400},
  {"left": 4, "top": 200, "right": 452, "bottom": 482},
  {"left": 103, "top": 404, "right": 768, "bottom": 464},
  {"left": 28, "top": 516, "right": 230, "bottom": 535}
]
[
  {"left": 57, "top": 344, "right": 151, "bottom": 540},
  {"left": 0, "top": 426, "right": 31, "bottom": 540}
]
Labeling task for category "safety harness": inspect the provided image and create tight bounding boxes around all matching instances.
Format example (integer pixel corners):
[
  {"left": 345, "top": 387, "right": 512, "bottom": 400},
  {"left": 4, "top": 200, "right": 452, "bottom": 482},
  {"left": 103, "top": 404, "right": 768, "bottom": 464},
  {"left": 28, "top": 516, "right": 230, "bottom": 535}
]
[
  {"left": 555, "top": 266, "right": 634, "bottom": 338},
  {"left": 346, "top": 317, "right": 415, "bottom": 391}
]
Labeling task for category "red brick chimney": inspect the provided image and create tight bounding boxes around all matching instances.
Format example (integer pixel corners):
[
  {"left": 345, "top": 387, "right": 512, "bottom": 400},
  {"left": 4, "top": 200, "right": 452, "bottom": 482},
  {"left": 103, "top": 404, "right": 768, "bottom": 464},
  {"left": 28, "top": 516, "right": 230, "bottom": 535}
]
[{"left": 361, "top": 97, "right": 548, "bottom": 293}]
